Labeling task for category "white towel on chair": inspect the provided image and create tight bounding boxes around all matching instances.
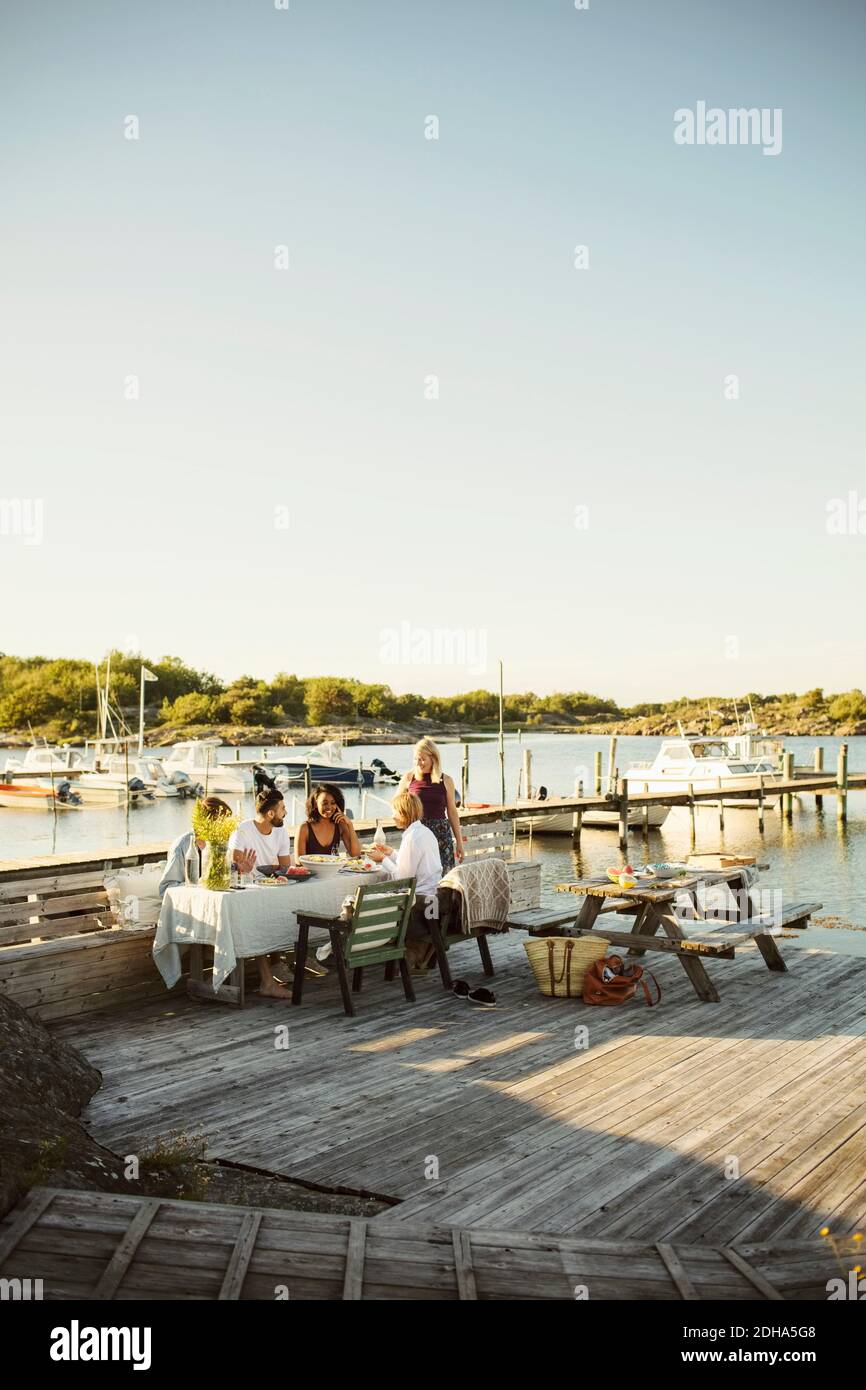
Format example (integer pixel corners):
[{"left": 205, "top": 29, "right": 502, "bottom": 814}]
[{"left": 440, "top": 858, "right": 511, "bottom": 934}]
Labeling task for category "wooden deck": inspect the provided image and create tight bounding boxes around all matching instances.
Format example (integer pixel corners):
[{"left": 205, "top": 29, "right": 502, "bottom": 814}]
[
  {"left": 1, "top": 1186, "right": 856, "bottom": 1300},
  {"left": 50, "top": 931, "right": 866, "bottom": 1251}
]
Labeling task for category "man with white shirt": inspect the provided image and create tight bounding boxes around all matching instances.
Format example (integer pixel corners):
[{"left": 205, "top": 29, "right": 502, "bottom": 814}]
[
  {"left": 229, "top": 788, "right": 294, "bottom": 875},
  {"left": 368, "top": 790, "right": 442, "bottom": 968},
  {"left": 228, "top": 788, "right": 295, "bottom": 999}
]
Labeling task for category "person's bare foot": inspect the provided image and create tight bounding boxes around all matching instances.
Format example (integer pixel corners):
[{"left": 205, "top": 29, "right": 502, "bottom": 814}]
[{"left": 259, "top": 980, "right": 293, "bottom": 1000}]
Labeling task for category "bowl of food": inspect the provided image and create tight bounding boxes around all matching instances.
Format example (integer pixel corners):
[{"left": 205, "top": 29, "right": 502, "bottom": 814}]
[
  {"left": 298, "top": 854, "right": 344, "bottom": 877},
  {"left": 646, "top": 863, "right": 688, "bottom": 880}
]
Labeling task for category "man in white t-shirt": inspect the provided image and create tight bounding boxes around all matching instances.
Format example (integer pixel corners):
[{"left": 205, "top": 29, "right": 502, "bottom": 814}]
[
  {"left": 229, "top": 790, "right": 294, "bottom": 873},
  {"left": 228, "top": 788, "right": 295, "bottom": 999}
]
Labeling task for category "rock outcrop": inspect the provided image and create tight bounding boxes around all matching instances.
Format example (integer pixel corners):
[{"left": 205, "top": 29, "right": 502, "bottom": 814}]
[{"left": 0, "top": 993, "right": 144, "bottom": 1217}]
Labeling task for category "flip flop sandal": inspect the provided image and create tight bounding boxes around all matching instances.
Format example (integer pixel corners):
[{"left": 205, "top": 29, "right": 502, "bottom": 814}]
[
  {"left": 467, "top": 987, "right": 496, "bottom": 1007},
  {"left": 451, "top": 980, "right": 471, "bottom": 998}
]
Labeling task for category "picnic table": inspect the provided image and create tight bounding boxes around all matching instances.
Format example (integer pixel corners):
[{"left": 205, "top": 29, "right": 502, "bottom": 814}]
[
  {"left": 552, "top": 866, "right": 820, "bottom": 1002},
  {"left": 154, "top": 870, "right": 388, "bottom": 1004}
]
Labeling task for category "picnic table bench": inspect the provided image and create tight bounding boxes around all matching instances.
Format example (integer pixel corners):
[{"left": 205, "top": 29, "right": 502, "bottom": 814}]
[{"left": 508, "top": 866, "right": 820, "bottom": 1002}]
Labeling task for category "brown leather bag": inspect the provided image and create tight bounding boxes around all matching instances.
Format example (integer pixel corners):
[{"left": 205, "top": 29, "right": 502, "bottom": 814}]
[{"left": 582, "top": 953, "right": 661, "bottom": 1007}]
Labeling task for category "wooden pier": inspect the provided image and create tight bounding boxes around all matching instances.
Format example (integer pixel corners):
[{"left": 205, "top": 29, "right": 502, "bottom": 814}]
[{"left": 30, "top": 930, "right": 866, "bottom": 1287}]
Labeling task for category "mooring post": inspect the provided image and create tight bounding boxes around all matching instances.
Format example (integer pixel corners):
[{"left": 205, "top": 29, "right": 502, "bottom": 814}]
[
  {"left": 643, "top": 781, "right": 649, "bottom": 833},
  {"left": 523, "top": 748, "right": 532, "bottom": 801},
  {"left": 607, "top": 736, "right": 617, "bottom": 793},
  {"left": 618, "top": 781, "right": 629, "bottom": 853},
  {"left": 594, "top": 751, "right": 602, "bottom": 795},
  {"left": 757, "top": 773, "right": 765, "bottom": 832},
  {"left": 717, "top": 776, "right": 724, "bottom": 834},
  {"left": 461, "top": 743, "right": 469, "bottom": 806},
  {"left": 688, "top": 781, "right": 696, "bottom": 846},
  {"left": 783, "top": 750, "right": 794, "bottom": 819},
  {"left": 837, "top": 742, "right": 848, "bottom": 822},
  {"left": 572, "top": 773, "right": 582, "bottom": 847},
  {"left": 814, "top": 745, "right": 824, "bottom": 812}
]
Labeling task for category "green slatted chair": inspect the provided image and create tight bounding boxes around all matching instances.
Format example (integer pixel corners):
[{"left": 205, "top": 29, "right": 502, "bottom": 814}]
[{"left": 293, "top": 877, "right": 417, "bottom": 1018}]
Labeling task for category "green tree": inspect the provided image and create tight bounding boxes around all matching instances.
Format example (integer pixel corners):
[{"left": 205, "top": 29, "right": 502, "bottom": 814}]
[
  {"left": 304, "top": 677, "right": 356, "bottom": 725},
  {"left": 269, "top": 673, "right": 306, "bottom": 722},
  {"left": 167, "top": 692, "right": 219, "bottom": 724},
  {"left": 827, "top": 690, "right": 866, "bottom": 722}
]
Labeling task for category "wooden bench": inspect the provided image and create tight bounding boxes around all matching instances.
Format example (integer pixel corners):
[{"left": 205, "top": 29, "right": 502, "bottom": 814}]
[
  {"left": 506, "top": 898, "right": 637, "bottom": 936},
  {"left": 574, "top": 899, "right": 823, "bottom": 998},
  {"left": 0, "top": 852, "right": 174, "bottom": 1022}
]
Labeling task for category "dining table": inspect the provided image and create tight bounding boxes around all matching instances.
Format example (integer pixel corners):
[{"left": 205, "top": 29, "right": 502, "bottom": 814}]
[{"left": 154, "top": 868, "right": 388, "bottom": 999}]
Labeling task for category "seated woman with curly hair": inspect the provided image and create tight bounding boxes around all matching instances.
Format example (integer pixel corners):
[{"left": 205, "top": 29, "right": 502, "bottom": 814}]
[{"left": 295, "top": 783, "right": 362, "bottom": 860}]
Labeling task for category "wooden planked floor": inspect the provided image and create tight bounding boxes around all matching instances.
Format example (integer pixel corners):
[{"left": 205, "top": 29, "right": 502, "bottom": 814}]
[
  {"left": 52, "top": 933, "right": 866, "bottom": 1246},
  {"left": 1, "top": 1187, "right": 858, "bottom": 1301}
]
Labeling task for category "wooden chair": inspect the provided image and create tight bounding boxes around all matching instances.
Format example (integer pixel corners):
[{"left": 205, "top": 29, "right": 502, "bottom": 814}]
[{"left": 293, "top": 877, "right": 417, "bottom": 1018}]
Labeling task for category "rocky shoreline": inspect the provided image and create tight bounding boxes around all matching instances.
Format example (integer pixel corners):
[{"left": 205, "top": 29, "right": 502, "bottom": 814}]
[{"left": 3, "top": 714, "right": 865, "bottom": 752}]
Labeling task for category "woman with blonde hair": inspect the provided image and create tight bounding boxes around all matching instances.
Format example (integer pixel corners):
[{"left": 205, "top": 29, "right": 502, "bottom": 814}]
[
  {"left": 397, "top": 738, "right": 462, "bottom": 872},
  {"left": 368, "top": 790, "right": 443, "bottom": 968}
]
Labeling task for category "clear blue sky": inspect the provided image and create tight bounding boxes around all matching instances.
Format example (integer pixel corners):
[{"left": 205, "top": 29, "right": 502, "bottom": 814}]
[{"left": 1, "top": 1, "right": 864, "bottom": 702}]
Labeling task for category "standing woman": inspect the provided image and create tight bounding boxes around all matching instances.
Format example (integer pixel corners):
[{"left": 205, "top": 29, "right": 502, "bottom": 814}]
[{"left": 397, "top": 738, "right": 463, "bottom": 872}]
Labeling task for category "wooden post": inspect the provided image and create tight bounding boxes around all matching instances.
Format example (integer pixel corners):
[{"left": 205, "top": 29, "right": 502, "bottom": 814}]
[
  {"left": 461, "top": 743, "right": 469, "bottom": 806},
  {"left": 498, "top": 659, "right": 505, "bottom": 808},
  {"left": 688, "top": 781, "right": 695, "bottom": 846},
  {"left": 837, "top": 742, "right": 848, "bottom": 822},
  {"left": 607, "top": 737, "right": 618, "bottom": 793},
  {"left": 572, "top": 773, "right": 583, "bottom": 846},
  {"left": 594, "top": 751, "right": 602, "bottom": 795},
  {"left": 757, "top": 774, "right": 765, "bottom": 833},
  {"left": 717, "top": 777, "right": 724, "bottom": 834},
  {"left": 304, "top": 763, "right": 311, "bottom": 801},
  {"left": 522, "top": 748, "right": 532, "bottom": 801},
  {"left": 783, "top": 750, "right": 794, "bottom": 819},
  {"left": 618, "top": 784, "right": 629, "bottom": 853},
  {"left": 814, "top": 746, "right": 824, "bottom": 812},
  {"left": 643, "top": 781, "right": 649, "bottom": 833},
  {"left": 236, "top": 747, "right": 240, "bottom": 761}
]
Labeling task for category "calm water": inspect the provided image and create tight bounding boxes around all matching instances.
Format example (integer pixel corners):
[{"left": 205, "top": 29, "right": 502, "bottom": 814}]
[{"left": 3, "top": 733, "right": 866, "bottom": 927}]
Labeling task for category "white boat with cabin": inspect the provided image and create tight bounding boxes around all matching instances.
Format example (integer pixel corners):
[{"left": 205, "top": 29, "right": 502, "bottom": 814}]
[
  {"left": 4, "top": 745, "right": 87, "bottom": 777},
  {"left": 91, "top": 753, "right": 201, "bottom": 799},
  {"left": 624, "top": 728, "right": 783, "bottom": 809},
  {"left": 162, "top": 740, "right": 253, "bottom": 795}
]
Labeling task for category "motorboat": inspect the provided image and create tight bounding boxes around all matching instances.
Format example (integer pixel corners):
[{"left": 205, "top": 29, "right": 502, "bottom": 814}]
[
  {"left": 162, "top": 740, "right": 253, "bottom": 795},
  {"left": 93, "top": 754, "right": 201, "bottom": 799},
  {"left": 624, "top": 728, "right": 783, "bottom": 808},
  {"left": 263, "top": 741, "right": 377, "bottom": 788},
  {"left": 4, "top": 745, "right": 87, "bottom": 776},
  {"left": 515, "top": 799, "right": 670, "bottom": 834},
  {"left": 0, "top": 781, "right": 83, "bottom": 810}
]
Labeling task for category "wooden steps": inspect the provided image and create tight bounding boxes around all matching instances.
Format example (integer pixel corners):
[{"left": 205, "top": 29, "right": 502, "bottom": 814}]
[{"left": 0, "top": 1187, "right": 854, "bottom": 1301}]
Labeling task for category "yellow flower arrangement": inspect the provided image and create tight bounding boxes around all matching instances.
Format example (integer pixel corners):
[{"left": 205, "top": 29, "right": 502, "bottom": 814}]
[{"left": 191, "top": 801, "right": 238, "bottom": 891}]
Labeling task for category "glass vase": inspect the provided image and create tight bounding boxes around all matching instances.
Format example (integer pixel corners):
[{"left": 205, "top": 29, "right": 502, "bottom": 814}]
[{"left": 203, "top": 842, "right": 231, "bottom": 892}]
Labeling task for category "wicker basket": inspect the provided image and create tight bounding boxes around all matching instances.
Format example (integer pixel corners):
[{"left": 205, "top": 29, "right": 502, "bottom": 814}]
[{"left": 523, "top": 936, "right": 609, "bottom": 999}]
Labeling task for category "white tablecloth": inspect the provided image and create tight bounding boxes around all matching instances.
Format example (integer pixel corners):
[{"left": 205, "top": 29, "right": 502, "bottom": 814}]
[{"left": 154, "top": 871, "right": 387, "bottom": 991}]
